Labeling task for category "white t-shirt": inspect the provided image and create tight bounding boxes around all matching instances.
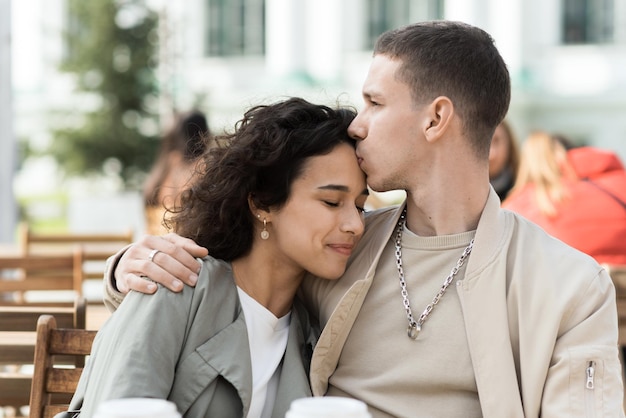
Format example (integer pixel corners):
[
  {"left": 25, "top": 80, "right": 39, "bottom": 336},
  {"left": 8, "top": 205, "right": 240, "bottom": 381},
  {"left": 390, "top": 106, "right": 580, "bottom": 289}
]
[{"left": 237, "top": 287, "right": 291, "bottom": 418}]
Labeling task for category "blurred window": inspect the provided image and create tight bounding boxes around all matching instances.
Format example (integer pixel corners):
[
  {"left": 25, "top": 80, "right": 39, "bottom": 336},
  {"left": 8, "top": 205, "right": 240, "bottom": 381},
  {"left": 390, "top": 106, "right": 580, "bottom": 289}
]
[
  {"left": 365, "top": 0, "right": 444, "bottom": 49},
  {"left": 205, "top": 0, "right": 265, "bottom": 56},
  {"left": 562, "top": 0, "right": 614, "bottom": 44}
]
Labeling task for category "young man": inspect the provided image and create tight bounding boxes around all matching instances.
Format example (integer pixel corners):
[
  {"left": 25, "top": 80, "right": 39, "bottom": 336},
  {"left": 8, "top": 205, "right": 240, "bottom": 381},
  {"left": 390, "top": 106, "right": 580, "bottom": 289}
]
[{"left": 105, "top": 21, "right": 624, "bottom": 417}]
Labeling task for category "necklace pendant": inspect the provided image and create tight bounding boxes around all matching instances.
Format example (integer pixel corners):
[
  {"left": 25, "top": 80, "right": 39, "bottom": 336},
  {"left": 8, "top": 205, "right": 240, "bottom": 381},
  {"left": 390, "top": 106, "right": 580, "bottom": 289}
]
[{"left": 407, "top": 323, "right": 421, "bottom": 340}]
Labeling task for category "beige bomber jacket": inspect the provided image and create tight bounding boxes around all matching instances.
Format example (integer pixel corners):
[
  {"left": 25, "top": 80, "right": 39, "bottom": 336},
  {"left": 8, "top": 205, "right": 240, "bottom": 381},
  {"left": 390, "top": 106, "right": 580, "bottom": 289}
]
[{"left": 300, "top": 189, "right": 625, "bottom": 417}]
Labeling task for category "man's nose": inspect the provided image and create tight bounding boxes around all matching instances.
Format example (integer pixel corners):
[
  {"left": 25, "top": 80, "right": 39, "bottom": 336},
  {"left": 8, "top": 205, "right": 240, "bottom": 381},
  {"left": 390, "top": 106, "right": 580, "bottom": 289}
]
[{"left": 348, "top": 116, "right": 366, "bottom": 141}]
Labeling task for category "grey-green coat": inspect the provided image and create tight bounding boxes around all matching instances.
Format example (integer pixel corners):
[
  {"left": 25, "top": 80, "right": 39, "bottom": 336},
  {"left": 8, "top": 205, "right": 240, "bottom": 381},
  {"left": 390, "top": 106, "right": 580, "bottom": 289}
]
[{"left": 69, "top": 256, "right": 318, "bottom": 417}]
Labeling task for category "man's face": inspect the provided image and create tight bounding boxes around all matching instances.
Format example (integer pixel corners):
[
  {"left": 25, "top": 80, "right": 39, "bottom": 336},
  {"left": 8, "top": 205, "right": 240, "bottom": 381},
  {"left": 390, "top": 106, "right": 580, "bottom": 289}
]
[{"left": 348, "top": 54, "right": 427, "bottom": 193}]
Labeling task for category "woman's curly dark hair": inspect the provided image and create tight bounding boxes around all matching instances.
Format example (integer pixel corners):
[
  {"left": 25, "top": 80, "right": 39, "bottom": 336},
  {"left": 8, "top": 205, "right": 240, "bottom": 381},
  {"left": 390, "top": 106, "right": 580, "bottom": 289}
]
[{"left": 168, "top": 97, "right": 357, "bottom": 261}]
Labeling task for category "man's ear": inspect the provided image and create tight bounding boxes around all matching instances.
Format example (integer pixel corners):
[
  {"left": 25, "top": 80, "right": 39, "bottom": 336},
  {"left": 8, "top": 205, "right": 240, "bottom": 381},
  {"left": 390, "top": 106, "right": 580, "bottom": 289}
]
[{"left": 423, "top": 96, "right": 454, "bottom": 143}]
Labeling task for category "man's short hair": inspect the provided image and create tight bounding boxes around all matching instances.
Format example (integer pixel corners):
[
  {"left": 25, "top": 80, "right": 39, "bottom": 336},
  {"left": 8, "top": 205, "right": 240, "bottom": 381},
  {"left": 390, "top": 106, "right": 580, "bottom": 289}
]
[{"left": 375, "top": 21, "right": 511, "bottom": 158}]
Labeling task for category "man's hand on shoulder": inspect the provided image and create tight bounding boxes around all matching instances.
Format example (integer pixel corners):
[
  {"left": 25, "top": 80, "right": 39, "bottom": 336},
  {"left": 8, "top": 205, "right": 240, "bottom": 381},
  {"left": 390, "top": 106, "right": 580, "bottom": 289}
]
[{"left": 114, "top": 233, "right": 208, "bottom": 294}]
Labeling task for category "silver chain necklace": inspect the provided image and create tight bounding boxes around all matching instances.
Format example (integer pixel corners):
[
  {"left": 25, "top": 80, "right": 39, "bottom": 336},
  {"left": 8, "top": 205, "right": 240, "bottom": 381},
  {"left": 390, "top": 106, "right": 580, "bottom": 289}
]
[{"left": 394, "top": 209, "right": 474, "bottom": 340}]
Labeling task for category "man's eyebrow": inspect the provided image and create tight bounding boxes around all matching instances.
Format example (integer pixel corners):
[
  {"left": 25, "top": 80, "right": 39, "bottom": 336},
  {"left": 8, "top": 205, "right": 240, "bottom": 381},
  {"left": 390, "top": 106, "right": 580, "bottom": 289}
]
[
  {"left": 363, "top": 90, "right": 381, "bottom": 101},
  {"left": 318, "top": 185, "right": 370, "bottom": 195}
]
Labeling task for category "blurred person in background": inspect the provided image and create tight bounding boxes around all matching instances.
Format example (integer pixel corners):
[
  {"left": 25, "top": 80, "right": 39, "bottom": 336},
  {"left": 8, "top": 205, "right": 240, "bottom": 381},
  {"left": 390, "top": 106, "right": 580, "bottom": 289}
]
[
  {"left": 143, "top": 110, "right": 210, "bottom": 235},
  {"left": 503, "top": 131, "right": 626, "bottom": 266},
  {"left": 489, "top": 119, "right": 520, "bottom": 201}
]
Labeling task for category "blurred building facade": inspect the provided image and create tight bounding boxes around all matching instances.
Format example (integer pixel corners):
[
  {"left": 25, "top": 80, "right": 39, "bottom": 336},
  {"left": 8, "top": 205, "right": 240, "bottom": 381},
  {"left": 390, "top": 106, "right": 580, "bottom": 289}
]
[
  {"left": 154, "top": 0, "right": 626, "bottom": 159},
  {"left": 5, "top": 0, "right": 626, "bottom": 236},
  {"left": 11, "top": 0, "right": 626, "bottom": 164}
]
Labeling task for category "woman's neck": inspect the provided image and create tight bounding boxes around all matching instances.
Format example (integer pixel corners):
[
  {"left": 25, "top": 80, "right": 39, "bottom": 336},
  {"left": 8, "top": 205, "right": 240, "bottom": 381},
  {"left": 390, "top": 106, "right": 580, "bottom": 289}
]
[{"left": 231, "top": 253, "right": 304, "bottom": 317}]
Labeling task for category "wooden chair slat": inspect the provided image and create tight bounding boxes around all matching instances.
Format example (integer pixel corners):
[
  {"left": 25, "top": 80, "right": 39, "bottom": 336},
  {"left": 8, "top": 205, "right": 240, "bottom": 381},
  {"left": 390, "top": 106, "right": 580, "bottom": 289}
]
[
  {"left": 0, "top": 308, "right": 76, "bottom": 331},
  {"left": 0, "top": 249, "right": 84, "bottom": 302},
  {"left": 0, "top": 254, "right": 75, "bottom": 268},
  {"left": 50, "top": 329, "right": 97, "bottom": 355},
  {"left": 0, "top": 340, "right": 34, "bottom": 364},
  {"left": 0, "top": 373, "right": 31, "bottom": 406},
  {"left": 19, "top": 223, "right": 133, "bottom": 248},
  {"left": 606, "top": 265, "right": 626, "bottom": 346},
  {"left": 45, "top": 368, "right": 85, "bottom": 393},
  {"left": 0, "top": 277, "right": 75, "bottom": 292}
]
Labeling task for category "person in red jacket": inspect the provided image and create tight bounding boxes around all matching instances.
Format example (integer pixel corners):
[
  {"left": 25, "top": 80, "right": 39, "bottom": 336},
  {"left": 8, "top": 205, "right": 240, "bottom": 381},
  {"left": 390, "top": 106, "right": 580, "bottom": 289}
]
[{"left": 503, "top": 131, "right": 626, "bottom": 266}]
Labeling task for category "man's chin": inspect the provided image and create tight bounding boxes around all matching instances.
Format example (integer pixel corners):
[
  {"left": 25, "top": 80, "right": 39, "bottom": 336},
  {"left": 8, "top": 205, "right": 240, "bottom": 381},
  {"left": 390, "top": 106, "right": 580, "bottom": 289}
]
[{"left": 366, "top": 180, "right": 386, "bottom": 193}]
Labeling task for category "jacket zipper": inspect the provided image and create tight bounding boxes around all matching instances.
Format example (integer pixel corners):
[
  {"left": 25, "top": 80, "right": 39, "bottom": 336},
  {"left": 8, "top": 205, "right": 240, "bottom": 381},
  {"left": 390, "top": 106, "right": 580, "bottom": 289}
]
[{"left": 585, "top": 360, "right": 596, "bottom": 417}]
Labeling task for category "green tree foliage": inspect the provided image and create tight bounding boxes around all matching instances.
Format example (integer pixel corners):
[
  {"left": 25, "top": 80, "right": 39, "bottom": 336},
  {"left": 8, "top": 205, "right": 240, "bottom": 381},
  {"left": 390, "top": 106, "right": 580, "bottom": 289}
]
[{"left": 49, "top": 0, "right": 160, "bottom": 189}]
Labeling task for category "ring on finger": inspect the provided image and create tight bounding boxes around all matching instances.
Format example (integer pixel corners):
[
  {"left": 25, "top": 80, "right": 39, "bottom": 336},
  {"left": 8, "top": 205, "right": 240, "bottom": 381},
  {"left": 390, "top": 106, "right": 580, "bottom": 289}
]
[{"left": 148, "top": 249, "right": 161, "bottom": 262}]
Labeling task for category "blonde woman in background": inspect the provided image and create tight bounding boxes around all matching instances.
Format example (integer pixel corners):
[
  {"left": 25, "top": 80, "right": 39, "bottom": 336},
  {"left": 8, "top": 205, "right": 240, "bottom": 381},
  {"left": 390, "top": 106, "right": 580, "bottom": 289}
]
[{"left": 503, "top": 131, "right": 626, "bottom": 265}]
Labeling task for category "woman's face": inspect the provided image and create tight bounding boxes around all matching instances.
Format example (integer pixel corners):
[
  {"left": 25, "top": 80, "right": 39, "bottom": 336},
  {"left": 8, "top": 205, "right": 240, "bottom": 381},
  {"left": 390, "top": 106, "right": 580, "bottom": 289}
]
[{"left": 267, "top": 142, "right": 368, "bottom": 280}]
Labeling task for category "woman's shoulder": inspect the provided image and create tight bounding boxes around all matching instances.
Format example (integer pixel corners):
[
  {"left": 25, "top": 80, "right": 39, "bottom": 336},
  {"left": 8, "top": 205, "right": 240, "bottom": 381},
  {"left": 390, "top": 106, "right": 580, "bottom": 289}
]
[
  {"left": 196, "top": 256, "right": 232, "bottom": 289},
  {"left": 189, "top": 255, "right": 239, "bottom": 311}
]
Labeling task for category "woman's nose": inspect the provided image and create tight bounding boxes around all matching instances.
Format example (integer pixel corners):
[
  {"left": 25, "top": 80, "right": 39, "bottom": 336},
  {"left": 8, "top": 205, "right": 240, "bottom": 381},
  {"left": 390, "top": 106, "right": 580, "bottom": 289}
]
[{"left": 341, "top": 208, "right": 365, "bottom": 237}]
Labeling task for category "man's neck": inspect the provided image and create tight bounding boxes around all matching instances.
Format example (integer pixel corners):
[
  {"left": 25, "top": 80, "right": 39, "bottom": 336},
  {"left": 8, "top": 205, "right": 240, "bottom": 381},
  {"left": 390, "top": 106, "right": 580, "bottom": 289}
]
[{"left": 404, "top": 180, "right": 490, "bottom": 237}]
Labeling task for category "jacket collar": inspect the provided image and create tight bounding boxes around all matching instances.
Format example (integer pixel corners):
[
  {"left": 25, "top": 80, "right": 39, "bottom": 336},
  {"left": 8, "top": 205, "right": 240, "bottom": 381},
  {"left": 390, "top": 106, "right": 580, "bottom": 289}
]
[
  {"left": 193, "top": 308, "right": 254, "bottom": 415},
  {"left": 455, "top": 188, "right": 524, "bottom": 417},
  {"left": 464, "top": 186, "right": 509, "bottom": 280}
]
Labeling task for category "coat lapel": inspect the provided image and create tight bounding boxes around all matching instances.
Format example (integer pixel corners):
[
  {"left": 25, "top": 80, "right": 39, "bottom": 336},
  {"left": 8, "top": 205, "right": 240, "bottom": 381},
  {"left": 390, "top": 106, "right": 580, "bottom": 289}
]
[
  {"left": 456, "top": 189, "right": 524, "bottom": 418},
  {"left": 173, "top": 309, "right": 253, "bottom": 416}
]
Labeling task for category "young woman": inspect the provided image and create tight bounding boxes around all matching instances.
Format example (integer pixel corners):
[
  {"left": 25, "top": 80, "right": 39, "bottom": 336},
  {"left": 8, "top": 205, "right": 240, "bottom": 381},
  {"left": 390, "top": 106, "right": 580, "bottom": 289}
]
[{"left": 66, "top": 97, "right": 369, "bottom": 418}]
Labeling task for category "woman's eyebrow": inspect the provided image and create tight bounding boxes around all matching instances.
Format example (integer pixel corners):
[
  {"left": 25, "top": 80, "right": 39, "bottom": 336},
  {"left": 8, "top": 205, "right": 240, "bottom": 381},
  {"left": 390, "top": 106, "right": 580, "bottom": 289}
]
[
  {"left": 318, "top": 184, "right": 349, "bottom": 192},
  {"left": 318, "top": 185, "right": 369, "bottom": 196}
]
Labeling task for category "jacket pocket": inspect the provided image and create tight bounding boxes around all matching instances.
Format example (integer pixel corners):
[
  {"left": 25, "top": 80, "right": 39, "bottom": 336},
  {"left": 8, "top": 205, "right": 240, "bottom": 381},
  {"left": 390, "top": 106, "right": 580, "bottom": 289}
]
[{"left": 568, "top": 346, "right": 624, "bottom": 417}]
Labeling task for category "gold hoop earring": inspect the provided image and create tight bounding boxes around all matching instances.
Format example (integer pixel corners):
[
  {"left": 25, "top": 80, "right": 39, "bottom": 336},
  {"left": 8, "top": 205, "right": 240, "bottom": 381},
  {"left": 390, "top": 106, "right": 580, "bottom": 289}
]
[{"left": 261, "top": 218, "right": 269, "bottom": 240}]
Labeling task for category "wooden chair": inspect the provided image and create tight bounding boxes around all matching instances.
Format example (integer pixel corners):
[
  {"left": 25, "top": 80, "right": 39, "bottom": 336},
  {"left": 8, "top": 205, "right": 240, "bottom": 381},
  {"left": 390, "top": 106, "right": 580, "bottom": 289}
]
[
  {"left": 18, "top": 224, "right": 134, "bottom": 303},
  {"left": 605, "top": 264, "right": 626, "bottom": 346},
  {"left": 0, "top": 248, "right": 84, "bottom": 303},
  {"left": 29, "top": 315, "right": 97, "bottom": 418},
  {"left": 19, "top": 223, "right": 133, "bottom": 278},
  {"left": 0, "top": 297, "right": 86, "bottom": 415},
  {"left": 604, "top": 264, "right": 626, "bottom": 410}
]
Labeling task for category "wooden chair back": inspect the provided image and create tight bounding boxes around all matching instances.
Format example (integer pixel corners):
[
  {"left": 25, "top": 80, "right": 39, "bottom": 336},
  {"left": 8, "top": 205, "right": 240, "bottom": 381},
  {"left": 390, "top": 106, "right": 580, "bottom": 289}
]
[
  {"left": 0, "top": 248, "right": 84, "bottom": 303},
  {"left": 29, "top": 315, "right": 97, "bottom": 418},
  {"left": 606, "top": 264, "right": 626, "bottom": 345},
  {"left": 18, "top": 224, "right": 133, "bottom": 305},
  {"left": 19, "top": 223, "right": 133, "bottom": 279},
  {"left": 0, "top": 297, "right": 86, "bottom": 414}
]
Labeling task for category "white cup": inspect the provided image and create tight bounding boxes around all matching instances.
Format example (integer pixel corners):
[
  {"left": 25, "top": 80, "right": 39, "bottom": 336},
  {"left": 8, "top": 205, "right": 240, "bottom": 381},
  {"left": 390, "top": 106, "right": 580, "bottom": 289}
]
[
  {"left": 285, "top": 397, "right": 372, "bottom": 418},
  {"left": 93, "top": 398, "right": 181, "bottom": 418}
]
